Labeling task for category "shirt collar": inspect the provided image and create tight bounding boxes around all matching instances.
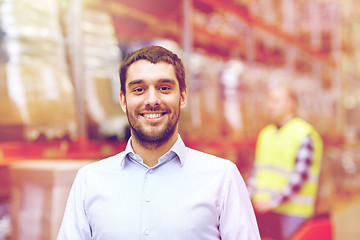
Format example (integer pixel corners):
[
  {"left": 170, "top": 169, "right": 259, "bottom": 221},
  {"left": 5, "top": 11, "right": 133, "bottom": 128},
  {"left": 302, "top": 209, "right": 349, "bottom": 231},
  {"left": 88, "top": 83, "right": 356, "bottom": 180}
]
[
  {"left": 170, "top": 134, "right": 188, "bottom": 167},
  {"left": 120, "top": 134, "right": 188, "bottom": 167}
]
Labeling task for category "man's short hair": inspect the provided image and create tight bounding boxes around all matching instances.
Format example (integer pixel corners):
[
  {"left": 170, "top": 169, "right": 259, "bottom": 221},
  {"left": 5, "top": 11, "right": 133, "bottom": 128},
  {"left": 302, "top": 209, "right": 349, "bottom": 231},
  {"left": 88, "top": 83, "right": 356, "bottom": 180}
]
[{"left": 119, "top": 45, "right": 186, "bottom": 93}]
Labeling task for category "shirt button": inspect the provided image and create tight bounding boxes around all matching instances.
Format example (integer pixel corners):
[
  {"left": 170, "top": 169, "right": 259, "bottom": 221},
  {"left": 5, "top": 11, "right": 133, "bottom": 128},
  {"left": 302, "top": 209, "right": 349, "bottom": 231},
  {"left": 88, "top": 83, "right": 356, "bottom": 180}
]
[
  {"left": 149, "top": 169, "right": 154, "bottom": 174},
  {"left": 145, "top": 230, "right": 150, "bottom": 235},
  {"left": 146, "top": 198, "right": 151, "bottom": 202}
]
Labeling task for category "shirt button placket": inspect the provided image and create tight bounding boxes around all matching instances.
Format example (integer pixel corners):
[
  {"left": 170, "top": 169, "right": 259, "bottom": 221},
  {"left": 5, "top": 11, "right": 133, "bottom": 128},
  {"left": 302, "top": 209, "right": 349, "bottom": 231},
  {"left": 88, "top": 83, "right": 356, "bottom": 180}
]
[{"left": 143, "top": 168, "right": 154, "bottom": 239}]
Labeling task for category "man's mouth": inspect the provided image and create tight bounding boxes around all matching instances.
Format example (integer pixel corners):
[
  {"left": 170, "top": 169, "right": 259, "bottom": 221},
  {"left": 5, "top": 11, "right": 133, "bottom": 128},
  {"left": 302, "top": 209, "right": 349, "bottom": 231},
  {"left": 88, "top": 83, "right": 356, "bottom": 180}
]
[{"left": 141, "top": 113, "right": 165, "bottom": 119}]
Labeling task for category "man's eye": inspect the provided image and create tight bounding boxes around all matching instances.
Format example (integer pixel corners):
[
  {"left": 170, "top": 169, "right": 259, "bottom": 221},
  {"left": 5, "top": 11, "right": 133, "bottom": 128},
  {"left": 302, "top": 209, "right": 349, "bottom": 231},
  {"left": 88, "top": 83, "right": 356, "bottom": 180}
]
[
  {"left": 160, "top": 86, "right": 171, "bottom": 91},
  {"left": 133, "top": 88, "right": 144, "bottom": 93}
]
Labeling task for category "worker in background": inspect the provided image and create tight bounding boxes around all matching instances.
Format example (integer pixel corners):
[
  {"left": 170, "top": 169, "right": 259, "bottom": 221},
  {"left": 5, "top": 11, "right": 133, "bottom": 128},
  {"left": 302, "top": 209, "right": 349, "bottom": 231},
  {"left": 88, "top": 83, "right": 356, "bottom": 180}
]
[
  {"left": 58, "top": 45, "right": 260, "bottom": 240},
  {"left": 247, "top": 86, "right": 323, "bottom": 240}
]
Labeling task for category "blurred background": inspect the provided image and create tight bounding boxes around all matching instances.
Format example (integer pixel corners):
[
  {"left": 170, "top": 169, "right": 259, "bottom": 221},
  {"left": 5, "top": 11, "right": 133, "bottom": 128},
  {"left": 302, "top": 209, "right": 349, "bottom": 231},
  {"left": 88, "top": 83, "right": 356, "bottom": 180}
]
[{"left": 0, "top": 0, "right": 360, "bottom": 239}]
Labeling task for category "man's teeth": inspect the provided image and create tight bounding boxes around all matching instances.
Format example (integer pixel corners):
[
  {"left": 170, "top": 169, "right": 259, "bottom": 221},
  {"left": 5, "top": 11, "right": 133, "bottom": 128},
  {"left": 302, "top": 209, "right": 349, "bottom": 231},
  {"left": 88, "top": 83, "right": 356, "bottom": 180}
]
[{"left": 144, "top": 113, "right": 162, "bottom": 119}]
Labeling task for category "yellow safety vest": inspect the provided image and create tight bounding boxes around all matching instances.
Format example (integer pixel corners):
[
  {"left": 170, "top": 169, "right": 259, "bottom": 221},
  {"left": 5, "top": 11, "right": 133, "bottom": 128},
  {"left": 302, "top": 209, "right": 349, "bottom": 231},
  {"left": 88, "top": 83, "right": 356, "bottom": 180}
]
[{"left": 253, "top": 117, "right": 323, "bottom": 217}]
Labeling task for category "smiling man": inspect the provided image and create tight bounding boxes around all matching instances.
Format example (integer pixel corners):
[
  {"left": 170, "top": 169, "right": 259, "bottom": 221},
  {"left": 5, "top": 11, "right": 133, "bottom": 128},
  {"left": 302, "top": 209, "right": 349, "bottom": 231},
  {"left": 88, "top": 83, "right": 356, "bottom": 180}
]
[{"left": 58, "top": 46, "right": 260, "bottom": 240}]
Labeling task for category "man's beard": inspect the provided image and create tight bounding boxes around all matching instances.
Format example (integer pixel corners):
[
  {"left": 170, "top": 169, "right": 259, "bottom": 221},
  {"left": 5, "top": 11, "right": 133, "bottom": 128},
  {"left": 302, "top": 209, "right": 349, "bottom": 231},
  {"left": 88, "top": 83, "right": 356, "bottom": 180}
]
[{"left": 126, "top": 105, "right": 180, "bottom": 148}]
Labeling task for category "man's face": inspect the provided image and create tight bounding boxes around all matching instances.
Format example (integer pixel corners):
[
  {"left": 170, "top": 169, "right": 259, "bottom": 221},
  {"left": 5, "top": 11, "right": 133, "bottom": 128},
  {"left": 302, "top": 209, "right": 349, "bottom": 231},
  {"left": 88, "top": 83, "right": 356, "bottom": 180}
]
[
  {"left": 120, "top": 59, "right": 187, "bottom": 145},
  {"left": 267, "top": 88, "right": 293, "bottom": 125}
]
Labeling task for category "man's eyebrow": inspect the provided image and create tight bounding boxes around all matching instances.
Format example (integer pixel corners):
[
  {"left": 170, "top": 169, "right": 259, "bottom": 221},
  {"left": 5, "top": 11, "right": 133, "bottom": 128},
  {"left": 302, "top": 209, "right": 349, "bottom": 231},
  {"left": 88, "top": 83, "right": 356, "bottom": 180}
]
[
  {"left": 127, "top": 80, "right": 144, "bottom": 87},
  {"left": 127, "top": 79, "right": 176, "bottom": 86},
  {"left": 158, "top": 79, "right": 176, "bottom": 84}
]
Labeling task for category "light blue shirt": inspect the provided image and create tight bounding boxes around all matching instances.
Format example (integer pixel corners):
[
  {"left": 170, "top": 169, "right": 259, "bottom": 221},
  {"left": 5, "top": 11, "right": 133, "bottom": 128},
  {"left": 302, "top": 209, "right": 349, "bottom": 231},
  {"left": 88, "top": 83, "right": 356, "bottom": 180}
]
[{"left": 58, "top": 135, "right": 260, "bottom": 240}]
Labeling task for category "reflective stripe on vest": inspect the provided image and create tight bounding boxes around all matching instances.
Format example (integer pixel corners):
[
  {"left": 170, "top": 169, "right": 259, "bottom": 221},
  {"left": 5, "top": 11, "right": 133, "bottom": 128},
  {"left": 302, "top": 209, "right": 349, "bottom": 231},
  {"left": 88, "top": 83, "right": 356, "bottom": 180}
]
[
  {"left": 256, "top": 165, "right": 319, "bottom": 183},
  {"left": 255, "top": 187, "right": 316, "bottom": 205}
]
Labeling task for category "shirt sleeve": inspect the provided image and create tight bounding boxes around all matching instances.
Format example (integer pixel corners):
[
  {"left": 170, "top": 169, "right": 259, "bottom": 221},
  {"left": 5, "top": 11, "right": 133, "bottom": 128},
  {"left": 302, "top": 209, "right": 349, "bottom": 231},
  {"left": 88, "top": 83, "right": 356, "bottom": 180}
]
[
  {"left": 219, "top": 163, "right": 261, "bottom": 240},
  {"left": 57, "top": 169, "right": 92, "bottom": 240},
  {"left": 271, "top": 135, "right": 314, "bottom": 206},
  {"left": 245, "top": 167, "right": 256, "bottom": 197}
]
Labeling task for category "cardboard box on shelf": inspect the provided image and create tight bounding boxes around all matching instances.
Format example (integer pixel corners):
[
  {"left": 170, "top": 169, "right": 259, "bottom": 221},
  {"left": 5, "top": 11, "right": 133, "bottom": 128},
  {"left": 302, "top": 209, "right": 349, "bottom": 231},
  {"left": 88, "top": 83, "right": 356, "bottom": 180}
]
[
  {"left": 0, "top": 62, "right": 77, "bottom": 141},
  {"left": 10, "top": 160, "right": 94, "bottom": 240}
]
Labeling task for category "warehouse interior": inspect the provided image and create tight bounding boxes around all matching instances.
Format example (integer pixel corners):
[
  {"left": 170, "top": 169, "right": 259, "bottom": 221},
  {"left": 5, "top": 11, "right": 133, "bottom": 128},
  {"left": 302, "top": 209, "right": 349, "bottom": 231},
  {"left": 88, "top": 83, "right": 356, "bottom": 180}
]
[{"left": 1, "top": 0, "right": 360, "bottom": 239}]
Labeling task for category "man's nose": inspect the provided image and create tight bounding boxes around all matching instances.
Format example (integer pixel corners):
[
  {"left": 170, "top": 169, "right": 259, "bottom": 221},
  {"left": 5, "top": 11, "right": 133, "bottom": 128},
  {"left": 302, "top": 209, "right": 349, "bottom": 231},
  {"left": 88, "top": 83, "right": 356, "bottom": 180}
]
[{"left": 145, "top": 88, "right": 161, "bottom": 105}]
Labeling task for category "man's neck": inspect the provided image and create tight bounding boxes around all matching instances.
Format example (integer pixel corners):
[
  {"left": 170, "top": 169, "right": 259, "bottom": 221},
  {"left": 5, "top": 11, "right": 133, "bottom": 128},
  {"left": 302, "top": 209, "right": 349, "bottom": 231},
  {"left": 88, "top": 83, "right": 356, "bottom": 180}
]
[
  {"left": 131, "top": 134, "right": 178, "bottom": 167},
  {"left": 276, "top": 115, "right": 295, "bottom": 129}
]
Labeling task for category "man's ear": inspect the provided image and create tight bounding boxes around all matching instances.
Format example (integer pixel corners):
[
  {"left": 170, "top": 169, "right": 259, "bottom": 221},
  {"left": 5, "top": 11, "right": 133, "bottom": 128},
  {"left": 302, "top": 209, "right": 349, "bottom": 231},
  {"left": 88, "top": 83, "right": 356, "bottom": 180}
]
[
  {"left": 119, "top": 91, "right": 127, "bottom": 113},
  {"left": 180, "top": 88, "right": 187, "bottom": 109}
]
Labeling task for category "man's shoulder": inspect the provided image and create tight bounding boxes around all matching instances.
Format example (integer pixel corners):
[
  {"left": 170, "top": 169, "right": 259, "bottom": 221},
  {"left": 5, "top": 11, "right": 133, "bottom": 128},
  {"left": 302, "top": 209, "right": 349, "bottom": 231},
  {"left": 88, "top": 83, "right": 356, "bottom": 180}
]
[
  {"left": 79, "top": 151, "right": 126, "bottom": 173},
  {"left": 287, "top": 118, "right": 318, "bottom": 136},
  {"left": 289, "top": 117, "right": 312, "bottom": 127},
  {"left": 183, "top": 147, "right": 242, "bottom": 181},
  {"left": 185, "top": 147, "right": 236, "bottom": 169},
  {"left": 259, "top": 124, "right": 277, "bottom": 136},
  {"left": 260, "top": 118, "right": 314, "bottom": 134}
]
